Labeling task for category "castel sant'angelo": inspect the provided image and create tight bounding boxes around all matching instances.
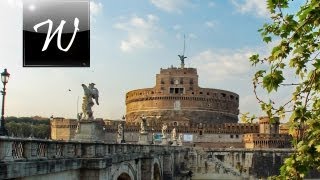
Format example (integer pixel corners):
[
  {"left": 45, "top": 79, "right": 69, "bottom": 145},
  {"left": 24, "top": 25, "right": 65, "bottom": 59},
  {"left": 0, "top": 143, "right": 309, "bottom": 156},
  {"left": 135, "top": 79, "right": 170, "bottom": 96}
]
[
  {"left": 125, "top": 58, "right": 239, "bottom": 125},
  {"left": 51, "top": 54, "right": 291, "bottom": 148}
]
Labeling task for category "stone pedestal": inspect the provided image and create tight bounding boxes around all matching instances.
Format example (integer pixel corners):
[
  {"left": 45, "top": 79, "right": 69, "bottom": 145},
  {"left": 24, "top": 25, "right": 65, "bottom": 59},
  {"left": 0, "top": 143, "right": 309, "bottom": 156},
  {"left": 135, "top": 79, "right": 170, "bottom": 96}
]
[
  {"left": 73, "top": 120, "right": 104, "bottom": 142},
  {"left": 138, "top": 132, "right": 149, "bottom": 144},
  {"left": 177, "top": 139, "right": 183, "bottom": 146},
  {"left": 171, "top": 139, "right": 177, "bottom": 146},
  {"left": 160, "top": 137, "right": 169, "bottom": 145},
  {"left": 116, "top": 136, "right": 122, "bottom": 144}
]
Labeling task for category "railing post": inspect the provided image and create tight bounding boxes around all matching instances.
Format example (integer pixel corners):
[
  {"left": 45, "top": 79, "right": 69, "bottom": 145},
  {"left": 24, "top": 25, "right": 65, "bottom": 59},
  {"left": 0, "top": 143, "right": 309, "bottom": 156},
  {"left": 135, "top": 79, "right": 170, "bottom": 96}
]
[
  {"left": 123, "top": 144, "right": 127, "bottom": 153},
  {"left": 95, "top": 143, "right": 104, "bottom": 157},
  {"left": 0, "top": 138, "right": 14, "bottom": 161},
  {"left": 82, "top": 143, "right": 95, "bottom": 158},
  {"left": 47, "top": 141, "right": 56, "bottom": 159},
  {"left": 105, "top": 144, "right": 109, "bottom": 156},
  {"left": 75, "top": 143, "right": 82, "bottom": 158},
  {"left": 23, "top": 140, "right": 39, "bottom": 160},
  {"left": 64, "top": 143, "right": 76, "bottom": 158}
]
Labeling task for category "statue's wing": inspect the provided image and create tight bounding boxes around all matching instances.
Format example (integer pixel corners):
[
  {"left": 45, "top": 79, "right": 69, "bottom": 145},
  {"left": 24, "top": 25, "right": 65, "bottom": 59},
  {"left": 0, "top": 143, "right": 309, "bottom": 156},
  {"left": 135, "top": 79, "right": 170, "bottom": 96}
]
[
  {"left": 82, "top": 84, "right": 89, "bottom": 91},
  {"left": 91, "top": 88, "right": 99, "bottom": 97},
  {"left": 92, "top": 88, "right": 99, "bottom": 105}
]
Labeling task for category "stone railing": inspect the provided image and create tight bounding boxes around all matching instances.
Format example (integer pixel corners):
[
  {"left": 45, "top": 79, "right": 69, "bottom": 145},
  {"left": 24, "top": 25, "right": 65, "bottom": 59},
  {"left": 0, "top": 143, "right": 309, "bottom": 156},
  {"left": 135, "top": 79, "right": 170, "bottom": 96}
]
[
  {"left": 0, "top": 136, "right": 184, "bottom": 162},
  {"left": 207, "top": 155, "right": 242, "bottom": 177}
]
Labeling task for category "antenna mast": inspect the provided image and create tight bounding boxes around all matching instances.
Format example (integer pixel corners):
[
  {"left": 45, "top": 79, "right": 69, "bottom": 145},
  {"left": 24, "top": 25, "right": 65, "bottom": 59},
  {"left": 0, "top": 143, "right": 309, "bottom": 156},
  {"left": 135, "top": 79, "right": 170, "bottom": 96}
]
[
  {"left": 183, "top": 34, "right": 186, "bottom": 56},
  {"left": 178, "top": 34, "right": 187, "bottom": 68}
]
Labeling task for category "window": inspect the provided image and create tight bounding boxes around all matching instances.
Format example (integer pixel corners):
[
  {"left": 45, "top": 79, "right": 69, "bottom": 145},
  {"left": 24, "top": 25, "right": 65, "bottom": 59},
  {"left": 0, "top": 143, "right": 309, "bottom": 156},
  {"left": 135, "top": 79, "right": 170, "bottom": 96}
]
[
  {"left": 190, "top": 79, "right": 194, "bottom": 84},
  {"left": 221, "top": 93, "right": 226, "bottom": 97},
  {"left": 170, "top": 87, "right": 184, "bottom": 94},
  {"left": 230, "top": 135, "right": 234, "bottom": 138},
  {"left": 173, "top": 122, "right": 178, "bottom": 126},
  {"left": 199, "top": 130, "right": 203, "bottom": 135},
  {"left": 200, "top": 92, "right": 203, "bottom": 94},
  {"left": 236, "top": 135, "right": 239, "bottom": 138}
]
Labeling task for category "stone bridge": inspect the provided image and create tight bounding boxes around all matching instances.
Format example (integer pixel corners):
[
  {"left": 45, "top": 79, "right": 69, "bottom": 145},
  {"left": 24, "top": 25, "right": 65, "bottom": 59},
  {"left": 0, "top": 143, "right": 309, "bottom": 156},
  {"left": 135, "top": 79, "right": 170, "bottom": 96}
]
[
  {"left": 0, "top": 136, "right": 301, "bottom": 179},
  {"left": 0, "top": 137, "right": 189, "bottom": 180},
  {"left": 188, "top": 147, "right": 294, "bottom": 179}
]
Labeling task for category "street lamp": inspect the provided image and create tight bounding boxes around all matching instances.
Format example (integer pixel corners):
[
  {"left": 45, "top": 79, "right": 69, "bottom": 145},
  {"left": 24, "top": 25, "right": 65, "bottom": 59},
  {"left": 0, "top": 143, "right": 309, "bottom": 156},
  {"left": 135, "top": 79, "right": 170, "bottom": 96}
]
[
  {"left": 121, "top": 115, "right": 126, "bottom": 143},
  {"left": 151, "top": 128, "right": 155, "bottom": 145},
  {"left": 0, "top": 69, "right": 10, "bottom": 136}
]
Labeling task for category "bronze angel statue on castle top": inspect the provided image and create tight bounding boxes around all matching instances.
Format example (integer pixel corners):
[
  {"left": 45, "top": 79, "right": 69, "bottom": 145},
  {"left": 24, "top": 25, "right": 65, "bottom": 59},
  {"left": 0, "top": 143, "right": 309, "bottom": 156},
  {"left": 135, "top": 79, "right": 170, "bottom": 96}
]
[{"left": 81, "top": 83, "right": 99, "bottom": 120}]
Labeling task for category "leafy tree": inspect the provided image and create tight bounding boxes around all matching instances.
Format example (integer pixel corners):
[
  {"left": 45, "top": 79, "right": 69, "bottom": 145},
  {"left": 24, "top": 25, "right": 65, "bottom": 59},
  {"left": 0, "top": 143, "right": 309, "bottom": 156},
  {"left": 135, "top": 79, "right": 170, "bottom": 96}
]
[
  {"left": 5, "top": 117, "right": 50, "bottom": 138},
  {"left": 240, "top": 112, "right": 256, "bottom": 123},
  {"left": 249, "top": 0, "right": 320, "bottom": 178}
]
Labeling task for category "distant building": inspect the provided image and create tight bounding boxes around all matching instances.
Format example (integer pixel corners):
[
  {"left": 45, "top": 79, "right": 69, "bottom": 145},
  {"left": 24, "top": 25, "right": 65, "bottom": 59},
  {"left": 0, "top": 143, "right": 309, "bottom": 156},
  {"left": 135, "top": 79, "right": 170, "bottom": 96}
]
[
  {"left": 50, "top": 117, "right": 77, "bottom": 140},
  {"left": 243, "top": 117, "right": 292, "bottom": 149}
]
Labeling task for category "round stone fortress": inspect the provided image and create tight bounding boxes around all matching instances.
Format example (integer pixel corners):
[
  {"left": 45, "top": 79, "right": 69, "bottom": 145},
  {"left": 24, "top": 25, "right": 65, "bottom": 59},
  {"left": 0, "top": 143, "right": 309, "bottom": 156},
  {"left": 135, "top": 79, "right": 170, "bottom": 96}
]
[{"left": 125, "top": 63, "right": 240, "bottom": 124}]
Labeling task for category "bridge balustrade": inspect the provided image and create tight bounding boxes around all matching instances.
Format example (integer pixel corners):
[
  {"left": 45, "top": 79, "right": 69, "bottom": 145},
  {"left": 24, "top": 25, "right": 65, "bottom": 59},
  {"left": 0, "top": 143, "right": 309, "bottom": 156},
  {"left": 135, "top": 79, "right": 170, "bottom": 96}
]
[{"left": 0, "top": 137, "right": 185, "bottom": 162}]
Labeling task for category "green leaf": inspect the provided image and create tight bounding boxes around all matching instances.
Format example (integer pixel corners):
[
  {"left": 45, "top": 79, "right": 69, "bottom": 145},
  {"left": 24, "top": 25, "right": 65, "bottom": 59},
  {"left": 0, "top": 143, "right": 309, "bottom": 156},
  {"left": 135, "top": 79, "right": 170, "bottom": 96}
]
[
  {"left": 313, "top": 59, "right": 320, "bottom": 69},
  {"left": 316, "top": 145, "right": 320, "bottom": 153},
  {"left": 262, "top": 70, "right": 285, "bottom": 93},
  {"left": 249, "top": 54, "right": 260, "bottom": 65},
  {"left": 263, "top": 36, "right": 272, "bottom": 43}
]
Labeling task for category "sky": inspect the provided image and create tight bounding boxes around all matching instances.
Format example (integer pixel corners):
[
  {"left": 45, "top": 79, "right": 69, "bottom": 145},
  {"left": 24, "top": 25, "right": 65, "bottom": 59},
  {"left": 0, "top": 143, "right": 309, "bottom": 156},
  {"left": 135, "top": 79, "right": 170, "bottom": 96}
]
[{"left": 0, "top": 0, "right": 303, "bottom": 120}]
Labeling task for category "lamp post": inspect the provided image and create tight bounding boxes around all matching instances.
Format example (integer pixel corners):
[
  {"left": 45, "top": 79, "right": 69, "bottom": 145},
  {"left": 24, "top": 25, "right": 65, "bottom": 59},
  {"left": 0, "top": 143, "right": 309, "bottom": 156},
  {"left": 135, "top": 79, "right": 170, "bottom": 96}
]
[
  {"left": 151, "top": 128, "right": 155, "bottom": 145},
  {"left": 121, "top": 115, "right": 126, "bottom": 143},
  {"left": 0, "top": 69, "right": 10, "bottom": 136}
]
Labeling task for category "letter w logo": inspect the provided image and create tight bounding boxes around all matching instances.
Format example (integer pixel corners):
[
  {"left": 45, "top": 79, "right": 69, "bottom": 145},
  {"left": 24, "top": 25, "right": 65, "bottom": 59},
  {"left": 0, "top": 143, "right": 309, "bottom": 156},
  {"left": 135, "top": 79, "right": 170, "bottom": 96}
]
[{"left": 33, "top": 18, "right": 80, "bottom": 52}]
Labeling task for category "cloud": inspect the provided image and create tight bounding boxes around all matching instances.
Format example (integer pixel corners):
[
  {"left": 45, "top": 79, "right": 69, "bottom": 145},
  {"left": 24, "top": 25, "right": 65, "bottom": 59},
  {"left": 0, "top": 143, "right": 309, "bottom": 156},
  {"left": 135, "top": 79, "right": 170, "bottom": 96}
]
[
  {"left": 173, "top": 24, "right": 181, "bottom": 30},
  {"left": 90, "top": 0, "right": 103, "bottom": 23},
  {"left": 208, "top": 1, "right": 215, "bottom": 7},
  {"left": 114, "top": 14, "right": 162, "bottom": 52},
  {"left": 205, "top": 21, "right": 216, "bottom": 28},
  {"left": 150, "top": 0, "right": 191, "bottom": 13},
  {"left": 90, "top": 1, "right": 103, "bottom": 16},
  {"left": 190, "top": 48, "right": 256, "bottom": 82},
  {"left": 240, "top": 94, "right": 261, "bottom": 115},
  {"left": 231, "top": 0, "right": 268, "bottom": 17}
]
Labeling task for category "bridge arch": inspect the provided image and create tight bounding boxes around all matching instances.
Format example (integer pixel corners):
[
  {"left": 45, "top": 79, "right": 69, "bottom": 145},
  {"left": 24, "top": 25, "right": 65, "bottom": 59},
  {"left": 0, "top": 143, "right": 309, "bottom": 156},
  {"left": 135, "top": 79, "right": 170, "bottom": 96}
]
[
  {"left": 117, "top": 172, "right": 131, "bottom": 180},
  {"left": 153, "top": 163, "right": 161, "bottom": 180},
  {"left": 152, "top": 157, "right": 162, "bottom": 180},
  {"left": 111, "top": 162, "right": 137, "bottom": 180}
]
